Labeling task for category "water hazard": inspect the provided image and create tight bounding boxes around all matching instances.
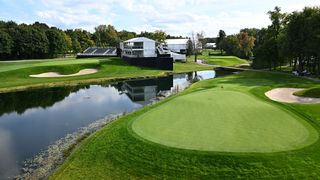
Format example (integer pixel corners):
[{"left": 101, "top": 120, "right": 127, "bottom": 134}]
[{"left": 0, "top": 70, "right": 231, "bottom": 178}]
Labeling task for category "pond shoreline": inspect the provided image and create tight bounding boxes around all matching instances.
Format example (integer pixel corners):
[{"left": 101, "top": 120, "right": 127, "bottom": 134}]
[
  {"left": 16, "top": 88, "right": 177, "bottom": 179},
  {"left": 0, "top": 69, "right": 213, "bottom": 94},
  {"left": 16, "top": 113, "right": 128, "bottom": 179}
]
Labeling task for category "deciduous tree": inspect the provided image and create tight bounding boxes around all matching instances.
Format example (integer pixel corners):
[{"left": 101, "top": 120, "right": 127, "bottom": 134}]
[{"left": 216, "top": 30, "right": 226, "bottom": 54}]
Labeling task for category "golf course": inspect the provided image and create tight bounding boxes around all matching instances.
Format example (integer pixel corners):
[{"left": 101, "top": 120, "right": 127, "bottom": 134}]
[
  {"left": 0, "top": 57, "right": 212, "bottom": 93},
  {"left": 51, "top": 70, "right": 320, "bottom": 179},
  {"left": 1, "top": 2, "right": 320, "bottom": 178}
]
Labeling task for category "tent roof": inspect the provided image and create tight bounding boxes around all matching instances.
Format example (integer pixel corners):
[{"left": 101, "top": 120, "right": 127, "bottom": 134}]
[
  {"left": 165, "top": 39, "right": 189, "bottom": 45},
  {"left": 125, "top": 37, "right": 155, "bottom": 43}
]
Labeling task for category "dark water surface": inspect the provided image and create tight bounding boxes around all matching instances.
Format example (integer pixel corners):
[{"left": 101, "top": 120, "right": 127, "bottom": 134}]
[{"left": 0, "top": 70, "right": 229, "bottom": 178}]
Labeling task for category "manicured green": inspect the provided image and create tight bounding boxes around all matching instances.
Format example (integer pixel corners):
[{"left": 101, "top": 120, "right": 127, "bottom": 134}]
[
  {"left": 52, "top": 71, "right": 320, "bottom": 179},
  {"left": 132, "top": 89, "right": 318, "bottom": 152},
  {"left": 0, "top": 57, "right": 211, "bottom": 92},
  {"left": 294, "top": 87, "right": 320, "bottom": 98}
]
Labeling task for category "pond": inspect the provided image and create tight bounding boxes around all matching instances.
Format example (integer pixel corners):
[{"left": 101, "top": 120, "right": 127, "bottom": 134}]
[{"left": 0, "top": 70, "right": 232, "bottom": 178}]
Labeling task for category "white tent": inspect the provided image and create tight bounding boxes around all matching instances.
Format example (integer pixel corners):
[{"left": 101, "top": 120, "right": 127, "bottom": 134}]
[
  {"left": 122, "top": 37, "right": 156, "bottom": 57},
  {"left": 165, "top": 39, "right": 189, "bottom": 54},
  {"left": 205, "top": 43, "right": 216, "bottom": 49}
]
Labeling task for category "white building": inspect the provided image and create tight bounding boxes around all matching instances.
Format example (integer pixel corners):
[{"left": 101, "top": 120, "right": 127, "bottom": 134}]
[
  {"left": 120, "top": 37, "right": 186, "bottom": 63},
  {"left": 164, "top": 39, "right": 189, "bottom": 54},
  {"left": 121, "top": 37, "right": 157, "bottom": 58},
  {"left": 205, "top": 43, "right": 216, "bottom": 49}
]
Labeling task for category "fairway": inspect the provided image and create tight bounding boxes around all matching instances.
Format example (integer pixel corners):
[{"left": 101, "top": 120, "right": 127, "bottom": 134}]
[
  {"left": 132, "top": 89, "right": 318, "bottom": 152},
  {"left": 202, "top": 56, "right": 248, "bottom": 66}
]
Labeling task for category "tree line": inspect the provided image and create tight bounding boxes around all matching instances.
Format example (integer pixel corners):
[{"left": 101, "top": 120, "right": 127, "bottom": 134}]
[
  {"left": 216, "top": 29, "right": 255, "bottom": 59},
  {"left": 0, "top": 21, "right": 94, "bottom": 60},
  {"left": 0, "top": 21, "right": 181, "bottom": 60},
  {"left": 216, "top": 6, "right": 320, "bottom": 75}
]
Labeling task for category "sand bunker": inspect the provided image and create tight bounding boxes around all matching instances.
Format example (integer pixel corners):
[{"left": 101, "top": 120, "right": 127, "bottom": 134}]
[
  {"left": 265, "top": 88, "right": 320, "bottom": 104},
  {"left": 30, "top": 69, "right": 98, "bottom": 78}
]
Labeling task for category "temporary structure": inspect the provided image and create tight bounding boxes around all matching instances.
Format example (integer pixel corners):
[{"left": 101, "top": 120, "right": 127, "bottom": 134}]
[
  {"left": 164, "top": 39, "right": 189, "bottom": 54},
  {"left": 121, "top": 37, "right": 157, "bottom": 58}
]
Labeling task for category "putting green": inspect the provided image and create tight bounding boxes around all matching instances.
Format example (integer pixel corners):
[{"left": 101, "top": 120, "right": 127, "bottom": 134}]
[{"left": 132, "top": 89, "right": 318, "bottom": 153}]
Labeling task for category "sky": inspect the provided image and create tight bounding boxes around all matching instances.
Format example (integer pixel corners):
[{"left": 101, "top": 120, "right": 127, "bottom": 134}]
[{"left": 0, "top": 0, "right": 318, "bottom": 37}]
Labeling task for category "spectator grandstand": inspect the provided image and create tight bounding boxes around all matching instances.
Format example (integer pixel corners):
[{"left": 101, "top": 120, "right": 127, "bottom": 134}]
[{"left": 77, "top": 47, "right": 117, "bottom": 58}]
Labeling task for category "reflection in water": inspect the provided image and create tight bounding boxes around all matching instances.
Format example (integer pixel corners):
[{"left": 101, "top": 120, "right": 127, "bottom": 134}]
[
  {"left": 122, "top": 76, "right": 173, "bottom": 104},
  {"left": 0, "top": 70, "right": 218, "bottom": 179},
  {"left": 0, "top": 86, "right": 85, "bottom": 116},
  {"left": 0, "top": 128, "right": 19, "bottom": 179}
]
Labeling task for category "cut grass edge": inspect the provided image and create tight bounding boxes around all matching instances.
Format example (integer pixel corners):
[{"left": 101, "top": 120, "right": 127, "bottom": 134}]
[{"left": 293, "top": 87, "right": 320, "bottom": 98}]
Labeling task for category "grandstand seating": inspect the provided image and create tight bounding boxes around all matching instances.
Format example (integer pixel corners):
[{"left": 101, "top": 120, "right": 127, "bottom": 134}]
[
  {"left": 77, "top": 47, "right": 117, "bottom": 58},
  {"left": 83, "top": 48, "right": 96, "bottom": 54}
]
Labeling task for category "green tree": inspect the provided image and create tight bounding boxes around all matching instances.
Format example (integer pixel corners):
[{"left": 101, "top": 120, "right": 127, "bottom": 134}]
[
  {"left": 220, "top": 35, "right": 240, "bottom": 56},
  {"left": 253, "top": 29, "right": 275, "bottom": 69},
  {"left": 0, "top": 29, "right": 13, "bottom": 55},
  {"left": 63, "top": 32, "right": 73, "bottom": 54},
  {"left": 186, "top": 38, "right": 193, "bottom": 58},
  {"left": 138, "top": 31, "right": 154, "bottom": 40},
  {"left": 31, "top": 28, "right": 49, "bottom": 58},
  {"left": 93, "top": 25, "right": 119, "bottom": 47},
  {"left": 253, "top": 6, "right": 285, "bottom": 69},
  {"left": 118, "top": 30, "right": 136, "bottom": 41},
  {"left": 240, "top": 28, "right": 260, "bottom": 38},
  {"left": 71, "top": 36, "right": 82, "bottom": 53},
  {"left": 45, "top": 28, "right": 67, "bottom": 57},
  {"left": 268, "top": 6, "right": 284, "bottom": 69},
  {"left": 11, "top": 26, "right": 48, "bottom": 59},
  {"left": 73, "top": 29, "right": 94, "bottom": 51},
  {"left": 216, "top": 30, "right": 226, "bottom": 54},
  {"left": 286, "top": 7, "right": 320, "bottom": 74},
  {"left": 153, "top": 30, "right": 167, "bottom": 42}
]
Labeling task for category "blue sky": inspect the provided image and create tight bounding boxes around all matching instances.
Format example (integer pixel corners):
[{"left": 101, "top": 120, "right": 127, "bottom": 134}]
[{"left": 0, "top": 0, "right": 318, "bottom": 36}]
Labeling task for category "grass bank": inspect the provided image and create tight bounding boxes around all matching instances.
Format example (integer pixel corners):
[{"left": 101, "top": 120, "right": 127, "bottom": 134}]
[
  {"left": 52, "top": 71, "right": 320, "bottom": 179},
  {"left": 188, "top": 50, "right": 249, "bottom": 67},
  {"left": 0, "top": 57, "right": 211, "bottom": 93},
  {"left": 294, "top": 87, "right": 320, "bottom": 98}
]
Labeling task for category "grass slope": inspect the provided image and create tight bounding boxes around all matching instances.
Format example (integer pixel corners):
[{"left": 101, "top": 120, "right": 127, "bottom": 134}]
[
  {"left": 52, "top": 71, "right": 320, "bottom": 179},
  {"left": 294, "top": 87, "right": 320, "bottom": 98},
  {"left": 202, "top": 55, "right": 248, "bottom": 66},
  {"left": 188, "top": 50, "right": 249, "bottom": 67},
  {"left": 0, "top": 57, "right": 211, "bottom": 92},
  {"left": 132, "top": 89, "right": 317, "bottom": 152}
]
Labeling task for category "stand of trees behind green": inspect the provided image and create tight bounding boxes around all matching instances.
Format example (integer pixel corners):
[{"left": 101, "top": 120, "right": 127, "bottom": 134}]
[{"left": 216, "top": 6, "right": 320, "bottom": 75}]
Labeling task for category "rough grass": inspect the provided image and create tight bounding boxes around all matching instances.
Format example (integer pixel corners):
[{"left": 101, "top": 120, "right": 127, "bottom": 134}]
[
  {"left": 132, "top": 89, "right": 318, "bottom": 153},
  {"left": 0, "top": 57, "right": 212, "bottom": 92},
  {"left": 294, "top": 87, "right": 320, "bottom": 98},
  {"left": 51, "top": 71, "right": 320, "bottom": 179}
]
